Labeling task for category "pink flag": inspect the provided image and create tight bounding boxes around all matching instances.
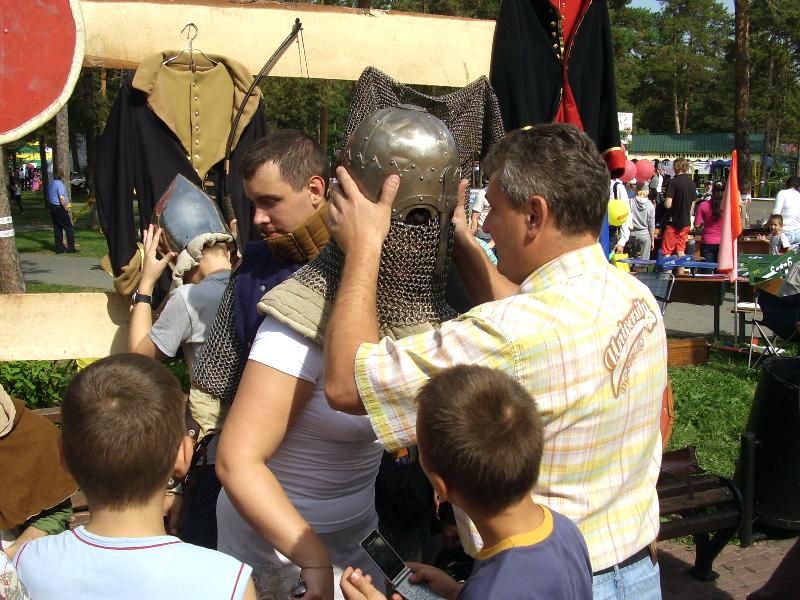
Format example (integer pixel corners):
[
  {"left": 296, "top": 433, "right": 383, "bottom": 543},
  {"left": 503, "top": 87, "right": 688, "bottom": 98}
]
[{"left": 717, "top": 150, "right": 742, "bottom": 282}]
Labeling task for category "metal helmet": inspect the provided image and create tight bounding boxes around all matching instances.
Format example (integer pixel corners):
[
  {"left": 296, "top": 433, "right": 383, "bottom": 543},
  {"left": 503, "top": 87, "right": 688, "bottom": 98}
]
[
  {"left": 342, "top": 104, "right": 460, "bottom": 224},
  {"left": 153, "top": 173, "right": 233, "bottom": 255}
]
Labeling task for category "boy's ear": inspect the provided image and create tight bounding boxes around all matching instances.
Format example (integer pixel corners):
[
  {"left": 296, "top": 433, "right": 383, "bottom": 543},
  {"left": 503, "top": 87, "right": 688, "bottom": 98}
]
[
  {"left": 173, "top": 435, "right": 195, "bottom": 479},
  {"left": 428, "top": 471, "right": 449, "bottom": 504}
]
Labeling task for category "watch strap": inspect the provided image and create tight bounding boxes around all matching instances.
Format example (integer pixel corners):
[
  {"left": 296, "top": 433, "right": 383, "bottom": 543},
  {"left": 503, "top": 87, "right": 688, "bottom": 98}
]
[{"left": 132, "top": 291, "right": 153, "bottom": 305}]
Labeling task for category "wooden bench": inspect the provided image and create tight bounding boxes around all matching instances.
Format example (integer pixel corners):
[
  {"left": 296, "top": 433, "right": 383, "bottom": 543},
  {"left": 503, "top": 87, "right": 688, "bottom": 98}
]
[{"left": 656, "top": 448, "right": 744, "bottom": 581}]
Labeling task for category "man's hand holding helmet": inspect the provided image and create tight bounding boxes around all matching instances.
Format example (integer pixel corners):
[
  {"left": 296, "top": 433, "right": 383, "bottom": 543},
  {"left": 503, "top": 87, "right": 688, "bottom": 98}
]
[{"left": 328, "top": 166, "right": 400, "bottom": 256}]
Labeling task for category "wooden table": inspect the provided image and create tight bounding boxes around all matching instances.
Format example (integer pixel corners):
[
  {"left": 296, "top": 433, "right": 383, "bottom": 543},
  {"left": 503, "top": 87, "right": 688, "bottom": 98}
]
[{"left": 670, "top": 276, "right": 754, "bottom": 341}]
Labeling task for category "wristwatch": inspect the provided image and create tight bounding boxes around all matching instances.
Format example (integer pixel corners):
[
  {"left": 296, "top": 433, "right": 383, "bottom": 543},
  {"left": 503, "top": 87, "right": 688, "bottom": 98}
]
[{"left": 131, "top": 290, "right": 153, "bottom": 306}]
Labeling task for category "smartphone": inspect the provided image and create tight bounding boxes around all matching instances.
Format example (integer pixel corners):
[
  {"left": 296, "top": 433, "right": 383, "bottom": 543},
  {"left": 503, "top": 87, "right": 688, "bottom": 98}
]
[{"left": 360, "top": 530, "right": 447, "bottom": 600}]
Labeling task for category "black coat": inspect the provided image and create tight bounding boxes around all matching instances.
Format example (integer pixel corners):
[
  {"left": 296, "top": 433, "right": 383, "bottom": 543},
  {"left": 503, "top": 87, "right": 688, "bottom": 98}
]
[
  {"left": 490, "top": 0, "right": 622, "bottom": 162},
  {"left": 95, "top": 73, "right": 266, "bottom": 275}
]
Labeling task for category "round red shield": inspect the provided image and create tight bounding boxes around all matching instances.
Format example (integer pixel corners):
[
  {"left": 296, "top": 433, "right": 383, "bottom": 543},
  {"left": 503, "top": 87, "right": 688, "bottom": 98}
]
[{"left": 0, "top": 0, "right": 85, "bottom": 144}]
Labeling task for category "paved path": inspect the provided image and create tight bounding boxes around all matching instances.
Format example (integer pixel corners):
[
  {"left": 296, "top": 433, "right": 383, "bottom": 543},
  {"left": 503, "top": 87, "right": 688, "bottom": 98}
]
[
  {"left": 19, "top": 253, "right": 113, "bottom": 291},
  {"left": 659, "top": 537, "right": 797, "bottom": 599}
]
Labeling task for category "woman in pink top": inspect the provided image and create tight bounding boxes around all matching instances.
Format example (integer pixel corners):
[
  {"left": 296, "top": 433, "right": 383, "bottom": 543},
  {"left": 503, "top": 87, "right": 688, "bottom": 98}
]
[{"left": 693, "top": 182, "right": 724, "bottom": 273}]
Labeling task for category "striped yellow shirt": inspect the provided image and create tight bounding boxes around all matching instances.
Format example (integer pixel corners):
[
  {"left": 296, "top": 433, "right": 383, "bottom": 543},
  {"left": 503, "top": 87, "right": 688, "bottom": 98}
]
[{"left": 355, "top": 243, "right": 666, "bottom": 572}]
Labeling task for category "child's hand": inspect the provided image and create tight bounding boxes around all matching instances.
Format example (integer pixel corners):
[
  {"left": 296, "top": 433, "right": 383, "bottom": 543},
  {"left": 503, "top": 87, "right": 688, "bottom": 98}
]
[
  {"left": 340, "top": 567, "right": 399, "bottom": 600},
  {"left": 139, "top": 224, "right": 175, "bottom": 291},
  {"left": 407, "top": 563, "right": 463, "bottom": 600}
]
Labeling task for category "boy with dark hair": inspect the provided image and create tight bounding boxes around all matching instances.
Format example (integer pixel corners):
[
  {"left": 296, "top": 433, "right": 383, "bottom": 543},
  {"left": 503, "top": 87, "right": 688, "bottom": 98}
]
[
  {"left": 13, "top": 354, "right": 256, "bottom": 600},
  {"left": 340, "top": 365, "right": 592, "bottom": 600}
]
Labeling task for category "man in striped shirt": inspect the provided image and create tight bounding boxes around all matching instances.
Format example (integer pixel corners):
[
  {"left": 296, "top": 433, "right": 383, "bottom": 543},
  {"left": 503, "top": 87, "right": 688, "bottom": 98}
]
[{"left": 324, "top": 123, "right": 667, "bottom": 599}]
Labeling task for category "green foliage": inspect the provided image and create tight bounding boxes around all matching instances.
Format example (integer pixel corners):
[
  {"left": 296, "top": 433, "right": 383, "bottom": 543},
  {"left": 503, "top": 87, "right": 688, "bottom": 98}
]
[
  {"left": 667, "top": 352, "right": 759, "bottom": 477},
  {"left": 0, "top": 360, "right": 76, "bottom": 409}
]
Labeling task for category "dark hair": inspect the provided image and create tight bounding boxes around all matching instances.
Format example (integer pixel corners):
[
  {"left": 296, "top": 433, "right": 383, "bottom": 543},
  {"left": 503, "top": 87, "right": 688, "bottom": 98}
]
[
  {"left": 482, "top": 124, "right": 610, "bottom": 237},
  {"left": 786, "top": 175, "right": 800, "bottom": 190},
  {"left": 769, "top": 213, "right": 784, "bottom": 226},
  {"left": 61, "top": 354, "right": 186, "bottom": 509},
  {"left": 710, "top": 183, "right": 724, "bottom": 221},
  {"left": 416, "top": 365, "right": 544, "bottom": 514},
  {"left": 239, "top": 129, "right": 328, "bottom": 191}
]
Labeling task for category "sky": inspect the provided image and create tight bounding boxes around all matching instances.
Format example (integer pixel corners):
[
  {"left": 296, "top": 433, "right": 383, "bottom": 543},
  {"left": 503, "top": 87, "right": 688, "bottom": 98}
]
[{"left": 629, "top": 0, "right": 735, "bottom": 13}]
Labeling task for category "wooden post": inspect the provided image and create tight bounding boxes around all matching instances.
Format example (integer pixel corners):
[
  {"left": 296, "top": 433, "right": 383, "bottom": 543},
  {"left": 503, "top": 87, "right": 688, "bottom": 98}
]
[
  {"left": 0, "top": 147, "right": 26, "bottom": 293},
  {"left": 734, "top": 0, "right": 751, "bottom": 196}
]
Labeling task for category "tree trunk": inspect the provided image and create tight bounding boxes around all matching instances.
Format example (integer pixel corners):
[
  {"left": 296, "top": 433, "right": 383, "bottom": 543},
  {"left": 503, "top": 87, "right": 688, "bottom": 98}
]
[
  {"left": 734, "top": 0, "right": 751, "bottom": 195},
  {"left": 38, "top": 133, "right": 50, "bottom": 208},
  {"left": 681, "top": 97, "right": 689, "bottom": 133},
  {"left": 55, "top": 105, "right": 72, "bottom": 199},
  {"left": 100, "top": 67, "right": 107, "bottom": 96},
  {"left": 0, "top": 148, "right": 26, "bottom": 293},
  {"left": 760, "top": 53, "right": 774, "bottom": 196},
  {"left": 672, "top": 38, "right": 681, "bottom": 133}
]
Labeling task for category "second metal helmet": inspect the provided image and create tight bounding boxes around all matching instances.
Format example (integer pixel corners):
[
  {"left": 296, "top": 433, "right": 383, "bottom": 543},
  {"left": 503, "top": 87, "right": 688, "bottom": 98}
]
[{"left": 341, "top": 104, "right": 461, "bottom": 225}]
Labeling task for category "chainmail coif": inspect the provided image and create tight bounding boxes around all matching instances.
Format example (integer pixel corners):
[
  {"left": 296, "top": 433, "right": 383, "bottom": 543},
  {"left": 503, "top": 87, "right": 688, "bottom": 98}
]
[{"left": 346, "top": 67, "right": 505, "bottom": 176}]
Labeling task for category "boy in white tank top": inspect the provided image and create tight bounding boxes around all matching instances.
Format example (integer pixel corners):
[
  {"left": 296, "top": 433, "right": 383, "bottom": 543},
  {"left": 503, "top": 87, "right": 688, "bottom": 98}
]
[{"left": 13, "top": 354, "right": 256, "bottom": 600}]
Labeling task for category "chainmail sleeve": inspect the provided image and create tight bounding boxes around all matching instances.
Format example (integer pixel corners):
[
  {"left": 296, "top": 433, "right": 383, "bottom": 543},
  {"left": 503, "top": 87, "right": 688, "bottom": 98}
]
[{"left": 193, "top": 269, "right": 246, "bottom": 405}]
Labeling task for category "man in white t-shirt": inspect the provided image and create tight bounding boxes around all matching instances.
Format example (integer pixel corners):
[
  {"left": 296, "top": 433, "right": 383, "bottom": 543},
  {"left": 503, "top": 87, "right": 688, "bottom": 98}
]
[{"left": 772, "top": 175, "right": 800, "bottom": 245}]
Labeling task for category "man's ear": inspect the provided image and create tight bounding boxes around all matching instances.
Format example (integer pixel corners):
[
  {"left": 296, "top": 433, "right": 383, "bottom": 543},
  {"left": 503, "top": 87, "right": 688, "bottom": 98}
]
[
  {"left": 525, "top": 195, "right": 548, "bottom": 241},
  {"left": 428, "top": 471, "right": 450, "bottom": 504},
  {"left": 308, "top": 175, "right": 326, "bottom": 208},
  {"left": 173, "top": 435, "right": 195, "bottom": 479}
]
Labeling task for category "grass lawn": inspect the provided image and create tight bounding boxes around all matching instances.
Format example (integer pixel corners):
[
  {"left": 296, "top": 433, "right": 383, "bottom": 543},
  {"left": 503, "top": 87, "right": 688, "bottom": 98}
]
[
  {"left": 667, "top": 351, "right": 759, "bottom": 478},
  {"left": 11, "top": 190, "right": 110, "bottom": 257}
]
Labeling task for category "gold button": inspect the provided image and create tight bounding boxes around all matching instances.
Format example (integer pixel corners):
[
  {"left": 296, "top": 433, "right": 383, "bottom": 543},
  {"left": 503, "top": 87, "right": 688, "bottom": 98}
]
[
  {"left": 192, "top": 82, "right": 197, "bottom": 88},
  {"left": 194, "top": 154, "right": 200, "bottom": 160},
  {"left": 195, "top": 140, "right": 199, "bottom": 145},
  {"left": 186, "top": 154, "right": 190, "bottom": 160},
  {"left": 194, "top": 111, "right": 199, "bottom": 117},
  {"left": 550, "top": 21, "right": 557, "bottom": 27},
  {"left": 551, "top": 31, "right": 557, "bottom": 38},
  {"left": 195, "top": 168, "right": 200, "bottom": 173},
  {"left": 552, "top": 43, "right": 558, "bottom": 50},
  {"left": 195, "top": 125, "right": 200, "bottom": 132},
  {"left": 194, "top": 96, "right": 198, "bottom": 101}
]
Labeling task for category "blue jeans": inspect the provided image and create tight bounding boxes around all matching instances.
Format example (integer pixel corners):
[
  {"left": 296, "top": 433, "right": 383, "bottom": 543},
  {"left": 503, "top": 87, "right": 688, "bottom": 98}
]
[{"left": 592, "top": 555, "right": 661, "bottom": 599}]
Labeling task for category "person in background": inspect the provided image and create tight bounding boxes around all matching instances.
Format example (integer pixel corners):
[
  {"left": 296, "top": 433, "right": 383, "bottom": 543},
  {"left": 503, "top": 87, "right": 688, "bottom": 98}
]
[
  {"left": 0, "top": 385, "right": 76, "bottom": 561},
  {"left": 10, "top": 176, "right": 23, "bottom": 213},
  {"left": 758, "top": 214, "right": 791, "bottom": 256},
  {"left": 340, "top": 366, "right": 592, "bottom": 600},
  {"left": 693, "top": 181, "right": 724, "bottom": 272},
  {"left": 618, "top": 181, "right": 655, "bottom": 261},
  {"left": 46, "top": 171, "right": 76, "bottom": 254},
  {"left": 771, "top": 176, "right": 800, "bottom": 245},
  {"left": 663, "top": 158, "right": 695, "bottom": 274}
]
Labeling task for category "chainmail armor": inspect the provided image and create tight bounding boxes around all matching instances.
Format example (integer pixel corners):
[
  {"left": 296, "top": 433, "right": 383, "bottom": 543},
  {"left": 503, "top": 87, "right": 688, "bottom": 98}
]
[
  {"left": 193, "top": 269, "right": 245, "bottom": 404},
  {"left": 346, "top": 67, "right": 505, "bottom": 177},
  {"left": 285, "top": 219, "right": 457, "bottom": 337}
]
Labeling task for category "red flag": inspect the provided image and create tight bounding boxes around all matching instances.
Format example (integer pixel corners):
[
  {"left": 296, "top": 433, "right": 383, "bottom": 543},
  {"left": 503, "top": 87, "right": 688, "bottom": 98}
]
[{"left": 717, "top": 150, "right": 743, "bottom": 281}]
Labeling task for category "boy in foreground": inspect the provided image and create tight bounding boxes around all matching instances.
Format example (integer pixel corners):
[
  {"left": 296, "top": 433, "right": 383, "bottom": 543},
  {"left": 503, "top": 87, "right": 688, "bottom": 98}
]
[
  {"left": 13, "top": 354, "right": 256, "bottom": 600},
  {"left": 340, "top": 366, "right": 592, "bottom": 600}
]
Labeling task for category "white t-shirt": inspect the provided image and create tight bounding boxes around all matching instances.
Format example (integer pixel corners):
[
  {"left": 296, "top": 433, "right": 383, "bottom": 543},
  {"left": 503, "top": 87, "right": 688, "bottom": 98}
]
[
  {"left": 217, "top": 317, "right": 383, "bottom": 564},
  {"left": 773, "top": 188, "right": 800, "bottom": 233},
  {"left": 15, "top": 526, "right": 251, "bottom": 600}
]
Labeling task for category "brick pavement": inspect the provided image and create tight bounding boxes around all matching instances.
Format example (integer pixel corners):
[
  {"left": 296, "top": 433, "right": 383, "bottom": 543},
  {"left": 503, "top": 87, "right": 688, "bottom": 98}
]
[{"left": 659, "top": 537, "right": 797, "bottom": 599}]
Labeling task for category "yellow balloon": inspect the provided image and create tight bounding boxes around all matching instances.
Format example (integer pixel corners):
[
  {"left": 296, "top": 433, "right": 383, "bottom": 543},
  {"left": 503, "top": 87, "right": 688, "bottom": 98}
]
[{"left": 608, "top": 199, "right": 629, "bottom": 226}]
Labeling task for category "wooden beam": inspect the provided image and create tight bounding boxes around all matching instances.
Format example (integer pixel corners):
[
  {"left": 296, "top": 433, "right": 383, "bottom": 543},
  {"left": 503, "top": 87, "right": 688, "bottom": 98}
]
[
  {"left": 0, "top": 293, "right": 130, "bottom": 361},
  {"left": 79, "top": 0, "right": 496, "bottom": 86}
]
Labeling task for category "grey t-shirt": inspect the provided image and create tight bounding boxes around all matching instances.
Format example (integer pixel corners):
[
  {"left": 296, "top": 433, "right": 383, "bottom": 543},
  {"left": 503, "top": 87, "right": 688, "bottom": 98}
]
[{"left": 149, "top": 270, "right": 231, "bottom": 377}]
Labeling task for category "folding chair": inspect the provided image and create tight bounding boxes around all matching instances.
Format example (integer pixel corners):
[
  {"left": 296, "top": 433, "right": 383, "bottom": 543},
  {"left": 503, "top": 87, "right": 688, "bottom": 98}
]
[
  {"left": 748, "top": 290, "right": 800, "bottom": 368},
  {"left": 635, "top": 271, "right": 676, "bottom": 316}
]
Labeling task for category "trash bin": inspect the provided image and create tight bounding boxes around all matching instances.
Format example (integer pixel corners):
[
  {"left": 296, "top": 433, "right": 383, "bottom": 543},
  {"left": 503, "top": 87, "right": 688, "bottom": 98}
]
[{"left": 745, "top": 357, "right": 800, "bottom": 530}]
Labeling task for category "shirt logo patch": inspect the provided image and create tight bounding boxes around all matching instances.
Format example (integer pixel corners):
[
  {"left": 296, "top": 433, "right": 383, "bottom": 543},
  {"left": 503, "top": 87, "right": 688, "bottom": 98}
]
[{"left": 604, "top": 298, "right": 658, "bottom": 396}]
